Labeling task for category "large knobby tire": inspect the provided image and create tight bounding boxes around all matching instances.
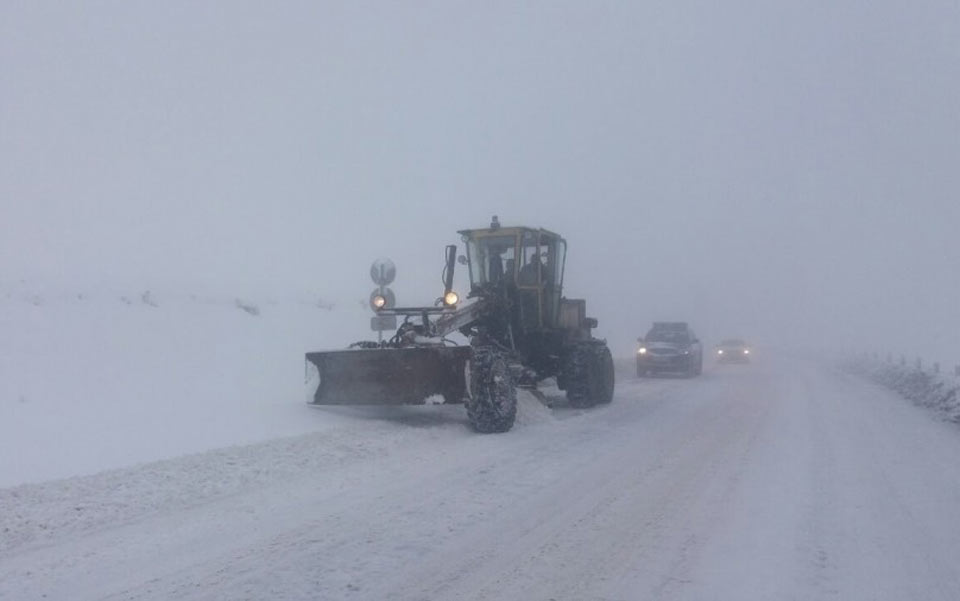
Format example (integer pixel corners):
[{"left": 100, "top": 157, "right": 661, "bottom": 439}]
[
  {"left": 564, "top": 343, "right": 615, "bottom": 408},
  {"left": 466, "top": 347, "right": 517, "bottom": 433},
  {"left": 594, "top": 344, "right": 615, "bottom": 404}
]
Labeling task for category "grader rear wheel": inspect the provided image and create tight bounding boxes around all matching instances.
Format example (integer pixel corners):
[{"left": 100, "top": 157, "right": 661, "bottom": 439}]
[
  {"left": 564, "top": 343, "right": 615, "bottom": 408},
  {"left": 594, "top": 344, "right": 615, "bottom": 404}
]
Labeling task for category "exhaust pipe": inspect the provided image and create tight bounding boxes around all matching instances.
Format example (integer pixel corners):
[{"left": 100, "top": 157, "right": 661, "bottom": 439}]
[
  {"left": 441, "top": 244, "right": 459, "bottom": 306},
  {"left": 443, "top": 244, "right": 456, "bottom": 297}
]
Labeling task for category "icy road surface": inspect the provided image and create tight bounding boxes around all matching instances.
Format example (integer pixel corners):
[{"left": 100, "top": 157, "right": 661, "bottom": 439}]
[{"left": 3, "top": 356, "right": 960, "bottom": 601}]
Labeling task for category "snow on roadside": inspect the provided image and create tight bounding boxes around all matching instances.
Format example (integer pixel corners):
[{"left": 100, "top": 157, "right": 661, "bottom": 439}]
[
  {"left": 0, "top": 406, "right": 482, "bottom": 556},
  {"left": 842, "top": 355, "right": 960, "bottom": 423},
  {"left": 0, "top": 386, "right": 565, "bottom": 559}
]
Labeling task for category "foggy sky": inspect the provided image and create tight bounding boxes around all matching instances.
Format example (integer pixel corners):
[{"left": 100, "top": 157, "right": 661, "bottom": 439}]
[{"left": 2, "top": 1, "right": 958, "bottom": 356}]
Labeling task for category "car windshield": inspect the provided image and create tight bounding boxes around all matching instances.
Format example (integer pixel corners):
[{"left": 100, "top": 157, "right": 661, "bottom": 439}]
[
  {"left": 720, "top": 339, "right": 746, "bottom": 347},
  {"left": 646, "top": 330, "right": 689, "bottom": 343}
]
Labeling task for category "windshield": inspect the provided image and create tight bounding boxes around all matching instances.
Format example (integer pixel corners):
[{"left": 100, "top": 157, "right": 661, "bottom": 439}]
[
  {"left": 646, "top": 329, "right": 690, "bottom": 344},
  {"left": 465, "top": 234, "right": 516, "bottom": 286}
]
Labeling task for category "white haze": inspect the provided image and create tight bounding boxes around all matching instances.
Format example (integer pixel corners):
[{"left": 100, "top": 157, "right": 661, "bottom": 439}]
[{"left": 2, "top": 1, "right": 958, "bottom": 359}]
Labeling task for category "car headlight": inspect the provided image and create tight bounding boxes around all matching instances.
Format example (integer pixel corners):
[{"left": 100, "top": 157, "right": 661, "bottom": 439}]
[
  {"left": 718, "top": 349, "right": 724, "bottom": 355},
  {"left": 637, "top": 347, "right": 647, "bottom": 355},
  {"left": 372, "top": 294, "right": 387, "bottom": 309},
  {"left": 443, "top": 290, "right": 460, "bottom": 306},
  {"left": 743, "top": 349, "right": 750, "bottom": 355}
]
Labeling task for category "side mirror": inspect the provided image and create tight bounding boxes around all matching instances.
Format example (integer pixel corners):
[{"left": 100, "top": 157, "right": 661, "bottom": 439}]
[{"left": 457, "top": 255, "right": 468, "bottom": 265}]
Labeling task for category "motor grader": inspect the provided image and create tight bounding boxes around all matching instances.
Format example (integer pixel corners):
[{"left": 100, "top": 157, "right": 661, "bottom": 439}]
[{"left": 305, "top": 216, "right": 614, "bottom": 433}]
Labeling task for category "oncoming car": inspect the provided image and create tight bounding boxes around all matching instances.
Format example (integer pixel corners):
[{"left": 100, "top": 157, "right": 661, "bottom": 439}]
[
  {"left": 636, "top": 322, "right": 703, "bottom": 377},
  {"left": 716, "top": 339, "right": 751, "bottom": 363}
]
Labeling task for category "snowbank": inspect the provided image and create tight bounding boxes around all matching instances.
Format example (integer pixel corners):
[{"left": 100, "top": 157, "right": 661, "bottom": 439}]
[
  {"left": 842, "top": 355, "right": 960, "bottom": 423},
  {"left": 0, "top": 405, "right": 476, "bottom": 555}
]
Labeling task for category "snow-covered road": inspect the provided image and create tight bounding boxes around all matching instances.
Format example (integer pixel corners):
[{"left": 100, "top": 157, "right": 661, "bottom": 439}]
[{"left": 3, "top": 356, "right": 960, "bottom": 600}]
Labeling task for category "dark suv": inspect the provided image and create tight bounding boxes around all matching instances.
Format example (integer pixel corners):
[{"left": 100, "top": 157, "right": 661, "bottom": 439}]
[{"left": 636, "top": 322, "right": 703, "bottom": 377}]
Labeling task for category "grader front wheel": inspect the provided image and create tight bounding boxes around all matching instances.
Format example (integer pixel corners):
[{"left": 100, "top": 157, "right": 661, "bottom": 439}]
[{"left": 466, "top": 347, "right": 517, "bottom": 433}]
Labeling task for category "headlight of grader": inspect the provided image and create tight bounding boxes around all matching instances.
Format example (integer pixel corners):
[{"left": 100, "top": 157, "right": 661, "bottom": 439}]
[
  {"left": 637, "top": 347, "right": 647, "bottom": 355},
  {"left": 372, "top": 294, "right": 387, "bottom": 310},
  {"left": 443, "top": 290, "right": 460, "bottom": 307}
]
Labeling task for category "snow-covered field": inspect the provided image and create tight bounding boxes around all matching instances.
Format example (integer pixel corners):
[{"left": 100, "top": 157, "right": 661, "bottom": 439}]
[
  {"left": 0, "top": 280, "right": 369, "bottom": 487},
  {"left": 3, "top": 284, "right": 960, "bottom": 600}
]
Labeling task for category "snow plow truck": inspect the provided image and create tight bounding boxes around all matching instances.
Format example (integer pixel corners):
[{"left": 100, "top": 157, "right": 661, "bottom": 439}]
[{"left": 305, "top": 216, "right": 614, "bottom": 433}]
